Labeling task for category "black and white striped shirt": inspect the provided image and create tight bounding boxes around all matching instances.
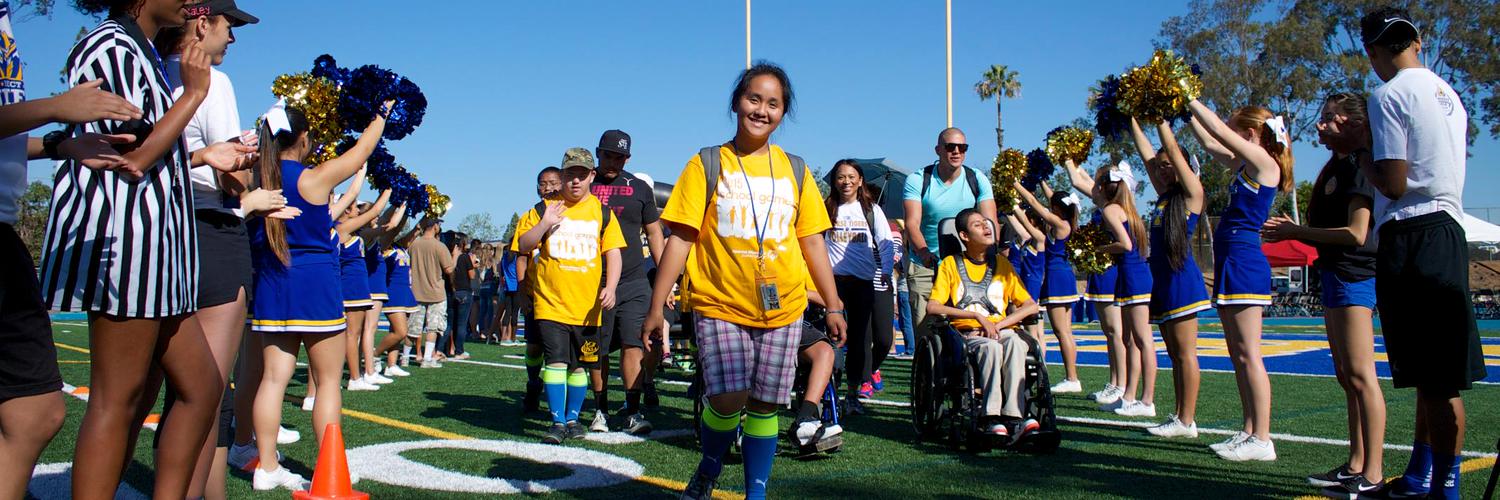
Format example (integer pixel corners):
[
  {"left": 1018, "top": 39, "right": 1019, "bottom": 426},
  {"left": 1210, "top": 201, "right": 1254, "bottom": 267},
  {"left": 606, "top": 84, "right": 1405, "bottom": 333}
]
[{"left": 39, "top": 15, "right": 197, "bottom": 318}]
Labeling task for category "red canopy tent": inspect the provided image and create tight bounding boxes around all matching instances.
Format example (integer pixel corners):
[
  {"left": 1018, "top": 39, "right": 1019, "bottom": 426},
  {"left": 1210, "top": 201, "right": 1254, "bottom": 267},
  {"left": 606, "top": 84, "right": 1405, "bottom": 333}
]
[{"left": 1262, "top": 240, "right": 1318, "bottom": 267}]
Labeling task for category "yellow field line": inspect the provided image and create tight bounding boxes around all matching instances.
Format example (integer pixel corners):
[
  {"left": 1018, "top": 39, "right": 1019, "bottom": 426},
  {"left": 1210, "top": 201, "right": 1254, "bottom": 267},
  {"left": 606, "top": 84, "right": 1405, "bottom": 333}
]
[{"left": 54, "top": 342, "right": 90, "bottom": 354}]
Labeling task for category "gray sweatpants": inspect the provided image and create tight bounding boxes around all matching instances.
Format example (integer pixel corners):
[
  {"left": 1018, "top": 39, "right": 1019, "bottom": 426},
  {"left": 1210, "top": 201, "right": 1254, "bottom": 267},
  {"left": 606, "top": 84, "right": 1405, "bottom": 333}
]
[{"left": 965, "top": 330, "right": 1028, "bottom": 419}]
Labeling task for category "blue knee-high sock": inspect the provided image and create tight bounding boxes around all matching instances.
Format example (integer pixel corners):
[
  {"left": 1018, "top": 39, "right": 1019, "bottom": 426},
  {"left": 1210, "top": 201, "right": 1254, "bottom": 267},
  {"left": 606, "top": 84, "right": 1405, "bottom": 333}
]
[
  {"left": 1431, "top": 453, "right": 1460, "bottom": 499},
  {"left": 526, "top": 353, "right": 544, "bottom": 393},
  {"left": 1402, "top": 441, "right": 1434, "bottom": 491},
  {"left": 542, "top": 366, "right": 568, "bottom": 424},
  {"left": 565, "top": 370, "right": 588, "bottom": 423},
  {"left": 741, "top": 411, "right": 779, "bottom": 500},
  {"left": 696, "top": 405, "right": 742, "bottom": 480}
]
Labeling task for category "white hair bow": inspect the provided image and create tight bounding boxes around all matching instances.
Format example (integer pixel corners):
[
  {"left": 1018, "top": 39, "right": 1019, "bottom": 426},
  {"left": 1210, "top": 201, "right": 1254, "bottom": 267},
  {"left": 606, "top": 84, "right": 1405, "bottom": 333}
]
[
  {"left": 1060, "top": 193, "right": 1081, "bottom": 207},
  {"left": 1108, "top": 161, "right": 1136, "bottom": 188},
  {"left": 263, "top": 98, "right": 291, "bottom": 135},
  {"left": 1264, "top": 115, "right": 1289, "bottom": 148}
]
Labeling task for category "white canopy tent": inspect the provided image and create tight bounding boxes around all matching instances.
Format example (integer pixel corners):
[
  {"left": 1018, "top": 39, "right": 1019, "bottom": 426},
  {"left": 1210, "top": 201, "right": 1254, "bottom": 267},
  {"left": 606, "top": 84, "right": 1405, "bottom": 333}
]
[{"left": 1462, "top": 213, "right": 1500, "bottom": 244}]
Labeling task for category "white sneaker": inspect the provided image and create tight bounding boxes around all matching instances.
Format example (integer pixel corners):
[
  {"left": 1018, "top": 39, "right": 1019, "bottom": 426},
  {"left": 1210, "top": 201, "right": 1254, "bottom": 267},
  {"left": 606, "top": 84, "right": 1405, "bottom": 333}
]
[
  {"left": 347, "top": 378, "right": 380, "bottom": 391},
  {"left": 1146, "top": 415, "right": 1198, "bottom": 438},
  {"left": 590, "top": 410, "right": 610, "bottom": 432},
  {"left": 453, "top": 352, "right": 471, "bottom": 360},
  {"left": 384, "top": 365, "right": 411, "bottom": 377},
  {"left": 301, "top": 396, "right": 315, "bottom": 412},
  {"left": 420, "top": 359, "right": 443, "bottom": 368},
  {"left": 1098, "top": 397, "right": 1127, "bottom": 412},
  {"left": 1216, "top": 436, "right": 1276, "bottom": 461},
  {"left": 365, "top": 372, "right": 394, "bottom": 385},
  {"left": 276, "top": 426, "right": 301, "bottom": 444},
  {"left": 1114, "top": 400, "right": 1156, "bottom": 417},
  {"left": 1210, "top": 431, "right": 1251, "bottom": 452},
  {"left": 252, "top": 465, "right": 309, "bottom": 491},
  {"left": 794, "top": 419, "right": 822, "bottom": 447},
  {"left": 1089, "top": 384, "right": 1119, "bottom": 403},
  {"left": 1051, "top": 379, "right": 1083, "bottom": 393}
]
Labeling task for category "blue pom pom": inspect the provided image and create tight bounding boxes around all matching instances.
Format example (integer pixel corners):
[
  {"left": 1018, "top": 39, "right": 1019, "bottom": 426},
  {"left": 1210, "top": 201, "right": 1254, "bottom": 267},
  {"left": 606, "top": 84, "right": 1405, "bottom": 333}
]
[
  {"left": 1023, "top": 148, "right": 1054, "bottom": 190},
  {"left": 337, "top": 64, "right": 428, "bottom": 141},
  {"left": 311, "top": 54, "right": 349, "bottom": 88},
  {"left": 1093, "top": 75, "right": 1128, "bottom": 141},
  {"left": 383, "top": 77, "right": 426, "bottom": 141}
]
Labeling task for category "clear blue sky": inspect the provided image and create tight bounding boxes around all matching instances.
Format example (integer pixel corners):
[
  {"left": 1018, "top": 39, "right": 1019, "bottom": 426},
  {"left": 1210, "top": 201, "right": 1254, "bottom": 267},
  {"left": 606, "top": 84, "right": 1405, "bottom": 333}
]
[{"left": 13, "top": 1, "right": 1500, "bottom": 224}]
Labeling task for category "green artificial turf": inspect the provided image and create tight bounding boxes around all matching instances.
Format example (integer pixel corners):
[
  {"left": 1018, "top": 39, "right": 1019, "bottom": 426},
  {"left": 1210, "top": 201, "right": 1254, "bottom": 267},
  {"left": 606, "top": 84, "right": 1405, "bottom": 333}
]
[{"left": 35, "top": 321, "right": 1499, "bottom": 499}]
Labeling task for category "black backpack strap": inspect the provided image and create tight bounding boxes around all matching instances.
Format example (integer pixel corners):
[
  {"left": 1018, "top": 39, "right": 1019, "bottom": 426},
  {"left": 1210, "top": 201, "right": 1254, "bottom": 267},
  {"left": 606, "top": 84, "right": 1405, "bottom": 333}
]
[
  {"left": 920, "top": 164, "right": 935, "bottom": 198},
  {"left": 699, "top": 146, "right": 722, "bottom": 212},
  {"left": 963, "top": 166, "right": 980, "bottom": 201},
  {"left": 785, "top": 151, "right": 807, "bottom": 197}
]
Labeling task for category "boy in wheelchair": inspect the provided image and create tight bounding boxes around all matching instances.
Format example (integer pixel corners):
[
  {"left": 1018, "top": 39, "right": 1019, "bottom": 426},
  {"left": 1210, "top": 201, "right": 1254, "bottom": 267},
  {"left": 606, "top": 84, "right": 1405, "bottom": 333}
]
[
  {"left": 792, "top": 284, "right": 844, "bottom": 453},
  {"left": 924, "top": 208, "right": 1042, "bottom": 439}
]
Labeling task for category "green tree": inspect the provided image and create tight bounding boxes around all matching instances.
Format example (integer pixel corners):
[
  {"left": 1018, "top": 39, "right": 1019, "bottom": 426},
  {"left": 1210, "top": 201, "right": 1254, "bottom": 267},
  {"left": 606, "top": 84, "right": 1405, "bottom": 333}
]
[
  {"left": 456, "top": 212, "right": 501, "bottom": 242},
  {"left": 975, "top": 65, "right": 1023, "bottom": 150},
  {"left": 1272, "top": 180, "right": 1315, "bottom": 223},
  {"left": 499, "top": 213, "right": 520, "bottom": 245},
  {"left": 17, "top": 181, "right": 51, "bottom": 266}
]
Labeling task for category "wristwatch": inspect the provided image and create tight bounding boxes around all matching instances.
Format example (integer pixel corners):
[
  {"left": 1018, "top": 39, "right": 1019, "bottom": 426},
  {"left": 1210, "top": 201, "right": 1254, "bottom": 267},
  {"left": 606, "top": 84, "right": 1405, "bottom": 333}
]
[{"left": 42, "top": 130, "right": 69, "bottom": 160}]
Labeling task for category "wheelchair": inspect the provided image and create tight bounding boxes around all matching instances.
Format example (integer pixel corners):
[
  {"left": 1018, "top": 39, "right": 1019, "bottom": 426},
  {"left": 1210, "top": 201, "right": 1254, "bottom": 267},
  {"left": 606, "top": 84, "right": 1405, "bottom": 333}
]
[{"left": 908, "top": 217, "right": 1062, "bottom": 453}]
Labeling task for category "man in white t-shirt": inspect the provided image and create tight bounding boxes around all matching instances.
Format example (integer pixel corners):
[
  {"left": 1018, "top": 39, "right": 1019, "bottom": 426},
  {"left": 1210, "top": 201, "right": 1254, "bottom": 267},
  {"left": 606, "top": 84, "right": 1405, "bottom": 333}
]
[{"left": 1354, "top": 7, "right": 1485, "bottom": 499}]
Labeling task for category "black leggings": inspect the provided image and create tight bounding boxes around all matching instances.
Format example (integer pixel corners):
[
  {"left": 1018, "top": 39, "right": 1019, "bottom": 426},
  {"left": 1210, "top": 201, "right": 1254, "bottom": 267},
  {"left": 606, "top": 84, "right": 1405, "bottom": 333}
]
[{"left": 837, "top": 275, "right": 894, "bottom": 390}]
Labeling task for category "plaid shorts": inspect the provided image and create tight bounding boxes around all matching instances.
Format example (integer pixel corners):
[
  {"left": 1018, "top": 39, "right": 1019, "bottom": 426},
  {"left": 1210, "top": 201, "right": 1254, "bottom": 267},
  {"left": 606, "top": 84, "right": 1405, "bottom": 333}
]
[
  {"left": 408, "top": 301, "right": 447, "bottom": 336},
  {"left": 695, "top": 313, "right": 800, "bottom": 405}
]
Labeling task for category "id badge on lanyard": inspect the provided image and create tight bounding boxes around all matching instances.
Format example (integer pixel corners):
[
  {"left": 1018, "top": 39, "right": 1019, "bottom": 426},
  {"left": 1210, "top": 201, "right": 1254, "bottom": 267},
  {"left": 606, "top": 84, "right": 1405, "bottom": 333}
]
[
  {"left": 738, "top": 152, "right": 781, "bottom": 315},
  {"left": 755, "top": 257, "right": 780, "bottom": 313}
]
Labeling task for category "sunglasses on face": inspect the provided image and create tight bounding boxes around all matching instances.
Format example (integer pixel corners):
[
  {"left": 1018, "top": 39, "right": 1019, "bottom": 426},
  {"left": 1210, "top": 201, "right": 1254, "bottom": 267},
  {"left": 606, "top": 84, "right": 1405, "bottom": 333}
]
[{"left": 943, "top": 142, "right": 969, "bottom": 153}]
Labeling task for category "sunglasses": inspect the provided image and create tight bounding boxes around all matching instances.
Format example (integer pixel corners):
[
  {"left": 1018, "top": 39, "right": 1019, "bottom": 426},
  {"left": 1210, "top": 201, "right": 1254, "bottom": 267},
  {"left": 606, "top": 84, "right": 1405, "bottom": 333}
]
[{"left": 942, "top": 142, "right": 969, "bottom": 153}]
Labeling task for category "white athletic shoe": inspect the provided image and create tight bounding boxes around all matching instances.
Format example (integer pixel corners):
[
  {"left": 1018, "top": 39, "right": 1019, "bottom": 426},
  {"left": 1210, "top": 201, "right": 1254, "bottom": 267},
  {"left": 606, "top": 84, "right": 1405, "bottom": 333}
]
[
  {"left": 590, "top": 410, "right": 610, "bottom": 433},
  {"left": 277, "top": 426, "right": 301, "bottom": 444},
  {"left": 384, "top": 365, "right": 411, "bottom": 377},
  {"left": 1114, "top": 400, "right": 1156, "bottom": 417},
  {"left": 365, "top": 372, "right": 394, "bottom": 385},
  {"left": 1210, "top": 431, "right": 1251, "bottom": 452},
  {"left": 1216, "top": 436, "right": 1277, "bottom": 461},
  {"left": 1089, "top": 384, "right": 1119, "bottom": 403},
  {"left": 420, "top": 359, "right": 443, "bottom": 368},
  {"left": 1098, "top": 397, "right": 1127, "bottom": 412},
  {"left": 1146, "top": 415, "right": 1198, "bottom": 438},
  {"left": 347, "top": 378, "right": 380, "bottom": 391},
  {"left": 252, "top": 465, "right": 309, "bottom": 491},
  {"left": 1051, "top": 379, "right": 1083, "bottom": 394},
  {"left": 301, "top": 396, "right": 315, "bottom": 412},
  {"left": 453, "top": 352, "right": 471, "bottom": 360}
]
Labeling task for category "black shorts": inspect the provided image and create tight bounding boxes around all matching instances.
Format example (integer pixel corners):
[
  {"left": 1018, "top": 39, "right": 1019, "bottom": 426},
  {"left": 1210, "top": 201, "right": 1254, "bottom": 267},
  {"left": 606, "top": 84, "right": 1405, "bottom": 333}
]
[
  {"left": 536, "top": 319, "right": 601, "bottom": 370},
  {"left": 600, "top": 279, "right": 651, "bottom": 354},
  {"left": 799, "top": 320, "right": 830, "bottom": 349},
  {"left": 1376, "top": 212, "right": 1487, "bottom": 391},
  {"left": 0, "top": 224, "right": 62, "bottom": 401},
  {"left": 195, "top": 210, "right": 251, "bottom": 308},
  {"left": 520, "top": 293, "right": 539, "bottom": 346}
]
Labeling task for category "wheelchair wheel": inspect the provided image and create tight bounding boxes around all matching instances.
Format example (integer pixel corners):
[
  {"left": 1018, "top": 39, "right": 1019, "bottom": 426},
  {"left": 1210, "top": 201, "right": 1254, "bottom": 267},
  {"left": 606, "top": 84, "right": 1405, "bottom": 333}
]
[{"left": 910, "top": 335, "right": 942, "bottom": 438}]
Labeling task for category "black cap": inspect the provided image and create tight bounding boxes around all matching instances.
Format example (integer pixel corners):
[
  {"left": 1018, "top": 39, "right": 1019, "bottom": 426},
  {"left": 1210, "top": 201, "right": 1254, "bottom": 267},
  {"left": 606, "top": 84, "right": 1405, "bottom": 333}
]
[
  {"left": 185, "top": 0, "right": 259, "bottom": 27},
  {"left": 1360, "top": 8, "right": 1418, "bottom": 46},
  {"left": 597, "top": 129, "right": 631, "bottom": 156}
]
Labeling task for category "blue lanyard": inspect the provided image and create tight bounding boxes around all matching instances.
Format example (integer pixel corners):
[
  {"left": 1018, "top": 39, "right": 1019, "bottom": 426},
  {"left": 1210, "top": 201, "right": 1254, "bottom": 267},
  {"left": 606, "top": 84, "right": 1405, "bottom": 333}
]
[{"left": 732, "top": 150, "right": 776, "bottom": 262}]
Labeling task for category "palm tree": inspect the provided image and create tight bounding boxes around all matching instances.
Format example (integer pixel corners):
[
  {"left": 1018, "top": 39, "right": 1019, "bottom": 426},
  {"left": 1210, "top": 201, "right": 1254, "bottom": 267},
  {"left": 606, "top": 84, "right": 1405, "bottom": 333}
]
[{"left": 974, "top": 64, "right": 1022, "bottom": 149}]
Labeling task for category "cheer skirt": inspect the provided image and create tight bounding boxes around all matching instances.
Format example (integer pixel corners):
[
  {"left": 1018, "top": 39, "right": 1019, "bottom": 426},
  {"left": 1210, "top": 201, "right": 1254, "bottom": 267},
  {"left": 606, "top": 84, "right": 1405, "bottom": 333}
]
[{"left": 1083, "top": 265, "right": 1117, "bottom": 303}]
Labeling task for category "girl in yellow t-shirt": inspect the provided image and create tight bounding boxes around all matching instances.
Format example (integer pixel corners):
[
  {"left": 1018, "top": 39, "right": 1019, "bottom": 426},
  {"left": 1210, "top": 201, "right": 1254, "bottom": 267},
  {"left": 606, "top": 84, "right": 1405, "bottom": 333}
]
[{"left": 643, "top": 63, "right": 846, "bottom": 500}]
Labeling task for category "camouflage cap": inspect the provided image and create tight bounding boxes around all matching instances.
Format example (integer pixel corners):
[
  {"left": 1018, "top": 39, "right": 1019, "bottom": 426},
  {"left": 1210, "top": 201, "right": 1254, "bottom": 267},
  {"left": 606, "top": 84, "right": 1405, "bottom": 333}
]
[{"left": 560, "top": 147, "right": 595, "bottom": 170}]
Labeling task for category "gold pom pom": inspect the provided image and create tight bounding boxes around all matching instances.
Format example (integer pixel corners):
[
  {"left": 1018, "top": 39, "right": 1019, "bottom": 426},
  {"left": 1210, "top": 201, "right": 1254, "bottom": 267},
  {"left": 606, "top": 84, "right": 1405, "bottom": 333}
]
[
  {"left": 1118, "top": 49, "right": 1203, "bottom": 124},
  {"left": 425, "top": 184, "right": 451, "bottom": 219},
  {"left": 271, "top": 73, "right": 343, "bottom": 164},
  {"left": 991, "top": 148, "right": 1027, "bottom": 209},
  {"left": 1045, "top": 127, "right": 1094, "bottom": 166},
  {"left": 1068, "top": 222, "right": 1115, "bottom": 276}
]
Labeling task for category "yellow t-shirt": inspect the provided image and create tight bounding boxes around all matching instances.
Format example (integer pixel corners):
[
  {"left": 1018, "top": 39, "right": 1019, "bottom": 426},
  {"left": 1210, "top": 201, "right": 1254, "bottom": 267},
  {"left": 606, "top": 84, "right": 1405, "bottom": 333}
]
[
  {"left": 661, "top": 144, "right": 832, "bottom": 328},
  {"left": 514, "top": 194, "right": 627, "bottom": 326},
  {"left": 929, "top": 254, "right": 1033, "bottom": 331}
]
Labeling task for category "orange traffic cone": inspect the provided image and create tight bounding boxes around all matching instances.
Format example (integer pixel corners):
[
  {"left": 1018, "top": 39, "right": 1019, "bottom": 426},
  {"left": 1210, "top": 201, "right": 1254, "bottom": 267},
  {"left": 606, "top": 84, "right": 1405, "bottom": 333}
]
[{"left": 292, "top": 424, "right": 368, "bottom": 500}]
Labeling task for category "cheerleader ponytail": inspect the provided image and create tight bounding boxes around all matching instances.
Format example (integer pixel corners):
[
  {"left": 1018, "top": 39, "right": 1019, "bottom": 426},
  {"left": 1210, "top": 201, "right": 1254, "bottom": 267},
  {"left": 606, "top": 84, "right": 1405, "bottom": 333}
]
[
  {"left": 1230, "top": 106, "right": 1296, "bottom": 192},
  {"left": 256, "top": 101, "right": 310, "bottom": 267}
]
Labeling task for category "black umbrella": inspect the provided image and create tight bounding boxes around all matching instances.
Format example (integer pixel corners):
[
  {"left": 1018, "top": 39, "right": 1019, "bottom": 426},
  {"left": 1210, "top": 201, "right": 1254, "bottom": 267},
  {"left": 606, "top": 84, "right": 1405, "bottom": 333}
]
[{"left": 823, "top": 158, "right": 912, "bottom": 220}]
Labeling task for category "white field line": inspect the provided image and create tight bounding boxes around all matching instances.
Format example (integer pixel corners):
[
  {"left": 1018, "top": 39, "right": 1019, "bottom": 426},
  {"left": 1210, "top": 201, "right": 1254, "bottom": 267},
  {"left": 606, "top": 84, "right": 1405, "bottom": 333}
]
[{"left": 1056, "top": 415, "right": 1498, "bottom": 459}]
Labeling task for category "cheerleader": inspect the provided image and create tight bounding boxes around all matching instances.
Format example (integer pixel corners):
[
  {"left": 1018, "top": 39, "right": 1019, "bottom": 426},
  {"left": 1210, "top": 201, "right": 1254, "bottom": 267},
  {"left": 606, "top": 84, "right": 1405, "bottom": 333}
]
[
  {"left": 1062, "top": 161, "right": 1128, "bottom": 405},
  {"left": 1187, "top": 100, "right": 1295, "bottom": 462},
  {"left": 339, "top": 191, "right": 393, "bottom": 391},
  {"left": 1130, "top": 118, "right": 1211, "bottom": 439},
  {"left": 1015, "top": 181, "right": 1084, "bottom": 393},
  {"left": 43, "top": 2, "right": 255, "bottom": 497},
  {"left": 247, "top": 101, "right": 391, "bottom": 490},
  {"left": 1003, "top": 210, "right": 1046, "bottom": 347},
  {"left": 384, "top": 221, "right": 423, "bottom": 369},
  {"left": 642, "top": 62, "right": 847, "bottom": 500},
  {"left": 362, "top": 202, "right": 410, "bottom": 380},
  {"left": 1087, "top": 161, "right": 1156, "bottom": 417}
]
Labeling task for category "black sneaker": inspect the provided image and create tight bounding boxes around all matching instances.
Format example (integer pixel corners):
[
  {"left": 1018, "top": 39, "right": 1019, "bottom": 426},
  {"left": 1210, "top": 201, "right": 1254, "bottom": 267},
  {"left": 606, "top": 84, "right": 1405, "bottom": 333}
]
[
  {"left": 644, "top": 382, "right": 660, "bottom": 409},
  {"left": 541, "top": 424, "right": 567, "bottom": 444},
  {"left": 679, "top": 470, "right": 718, "bottom": 500},
  {"left": 1366, "top": 477, "right": 1429, "bottom": 499},
  {"left": 1320, "top": 475, "right": 1380, "bottom": 499},
  {"left": 622, "top": 413, "right": 653, "bottom": 436},
  {"left": 1309, "top": 464, "right": 1359, "bottom": 487},
  {"left": 565, "top": 420, "right": 588, "bottom": 440},
  {"left": 845, "top": 396, "right": 867, "bottom": 416}
]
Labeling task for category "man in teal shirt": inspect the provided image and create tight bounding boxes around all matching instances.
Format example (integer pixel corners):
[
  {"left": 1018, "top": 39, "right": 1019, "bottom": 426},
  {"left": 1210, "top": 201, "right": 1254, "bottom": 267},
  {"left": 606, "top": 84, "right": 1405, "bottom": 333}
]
[{"left": 901, "top": 127, "right": 998, "bottom": 328}]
